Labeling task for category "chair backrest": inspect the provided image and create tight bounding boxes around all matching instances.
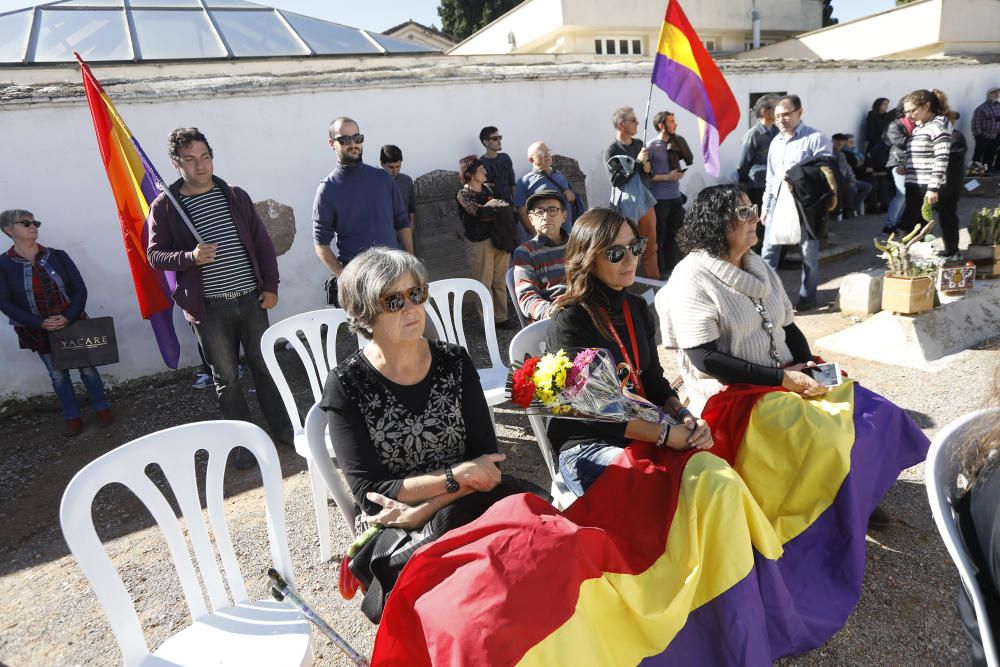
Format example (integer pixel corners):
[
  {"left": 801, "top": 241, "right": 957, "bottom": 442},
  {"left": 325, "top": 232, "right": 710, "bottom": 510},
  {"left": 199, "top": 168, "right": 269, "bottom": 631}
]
[
  {"left": 505, "top": 267, "right": 528, "bottom": 327},
  {"left": 260, "top": 308, "right": 363, "bottom": 434},
  {"left": 926, "top": 408, "right": 1000, "bottom": 667},
  {"left": 508, "top": 319, "right": 559, "bottom": 480},
  {"left": 60, "top": 421, "right": 295, "bottom": 666},
  {"left": 304, "top": 402, "right": 357, "bottom": 537},
  {"left": 425, "top": 278, "right": 505, "bottom": 370}
]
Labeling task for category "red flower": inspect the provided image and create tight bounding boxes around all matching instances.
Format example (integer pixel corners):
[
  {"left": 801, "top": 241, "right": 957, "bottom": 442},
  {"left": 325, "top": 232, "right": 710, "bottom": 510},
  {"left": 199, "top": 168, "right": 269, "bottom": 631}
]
[{"left": 511, "top": 357, "right": 540, "bottom": 408}]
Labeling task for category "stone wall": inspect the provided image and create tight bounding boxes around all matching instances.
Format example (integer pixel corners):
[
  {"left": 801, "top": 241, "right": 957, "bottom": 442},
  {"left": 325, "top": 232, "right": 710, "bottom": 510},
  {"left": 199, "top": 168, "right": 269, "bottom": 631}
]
[{"left": 413, "top": 169, "right": 466, "bottom": 280}]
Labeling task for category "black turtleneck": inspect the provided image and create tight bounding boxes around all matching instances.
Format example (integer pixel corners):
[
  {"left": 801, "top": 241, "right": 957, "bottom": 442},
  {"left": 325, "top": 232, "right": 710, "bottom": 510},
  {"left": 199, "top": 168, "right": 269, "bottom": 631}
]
[{"left": 545, "top": 280, "right": 677, "bottom": 451}]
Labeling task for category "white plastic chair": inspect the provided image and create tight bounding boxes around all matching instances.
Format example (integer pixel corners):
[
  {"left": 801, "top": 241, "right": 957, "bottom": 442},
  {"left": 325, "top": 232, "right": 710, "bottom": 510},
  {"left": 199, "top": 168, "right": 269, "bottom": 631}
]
[
  {"left": 59, "top": 421, "right": 313, "bottom": 667},
  {"left": 508, "top": 318, "right": 577, "bottom": 509},
  {"left": 425, "top": 278, "right": 509, "bottom": 420},
  {"left": 261, "top": 308, "right": 363, "bottom": 562},
  {"left": 633, "top": 275, "right": 666, "bottom": 306},
  {"left": 304, "top": 402, "right": 357, "bottom": 538},
  {"left": 505, "top": 267, "right": 529, "bottom": 327},
  {"left": 926, "top": 407, "right": 1000, "bottom": 667}
]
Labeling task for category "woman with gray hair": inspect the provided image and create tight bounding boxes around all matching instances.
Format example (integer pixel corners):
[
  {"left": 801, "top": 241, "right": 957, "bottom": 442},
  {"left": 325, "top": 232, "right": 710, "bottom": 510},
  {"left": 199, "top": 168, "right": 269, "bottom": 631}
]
[{"left": 319, "top": 247, "right": 529, "bottom": 615}]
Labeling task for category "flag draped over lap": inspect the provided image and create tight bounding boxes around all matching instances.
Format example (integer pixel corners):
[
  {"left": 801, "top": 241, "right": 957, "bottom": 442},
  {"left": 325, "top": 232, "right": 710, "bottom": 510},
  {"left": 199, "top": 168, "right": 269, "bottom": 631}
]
[
  {"left": 651, "top": 0, "right": 739, "bottom": 177},
  {"left": 372, "top": 381, "right": 929, "bottom": 666},
  {"left": 77, "top": 53, "right": 180, "bottom": 368}
]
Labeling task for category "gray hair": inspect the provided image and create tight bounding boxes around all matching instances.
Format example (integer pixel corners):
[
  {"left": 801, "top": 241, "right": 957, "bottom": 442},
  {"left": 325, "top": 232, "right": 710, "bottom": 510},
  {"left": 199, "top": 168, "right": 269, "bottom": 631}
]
[
  {"left": 337, "top": 247, "right": 429, "bottom": 338},
  {"left": 611, "top": 106, "right": 634, "bottom": 129},
  {"left": 753, "top": 94, "right": 779, "bottom": 119},
  {"left": 0, "top": 209, "right": 33, "bottom": 237}
]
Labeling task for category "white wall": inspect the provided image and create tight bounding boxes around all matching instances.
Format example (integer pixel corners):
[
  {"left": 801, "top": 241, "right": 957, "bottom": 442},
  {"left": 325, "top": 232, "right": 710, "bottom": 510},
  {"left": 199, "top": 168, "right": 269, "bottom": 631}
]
[{"left": 2, "top": 58, "right": 997, "bottom": 398}]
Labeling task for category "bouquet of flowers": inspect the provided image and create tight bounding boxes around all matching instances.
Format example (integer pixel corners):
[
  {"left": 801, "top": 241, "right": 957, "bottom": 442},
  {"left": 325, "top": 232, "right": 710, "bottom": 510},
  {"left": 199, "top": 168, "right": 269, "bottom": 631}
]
[{"left": 506, "top": 347, "right": 666, "bottom": 424}]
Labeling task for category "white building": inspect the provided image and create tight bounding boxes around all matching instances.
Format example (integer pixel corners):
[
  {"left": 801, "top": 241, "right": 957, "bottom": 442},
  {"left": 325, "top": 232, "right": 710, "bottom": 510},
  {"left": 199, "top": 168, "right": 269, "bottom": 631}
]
[
  {"left": 448, "top": 0, "right": 824, "bottom": 56},
  {"left": 382, "top": 20, "right": 457, "bottom": 53}
]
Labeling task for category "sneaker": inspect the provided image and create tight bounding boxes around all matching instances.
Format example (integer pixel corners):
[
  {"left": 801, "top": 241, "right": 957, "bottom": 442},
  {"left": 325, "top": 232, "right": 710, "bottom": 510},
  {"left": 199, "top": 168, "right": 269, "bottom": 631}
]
[
  {"left": 880, "top": 225, "right": 898, "bottom": 236},
  {"left": 96, "top": 408, "right": 114, "bottom": 427},
  {"left": 192, "top": 373, "right": 213, "bottom": 390},
  {"left": 64, "top": 417, "right": 83, "bottom": 437},
  {"left": 795, "top": 299, "right": 816, "bottom": 313}
]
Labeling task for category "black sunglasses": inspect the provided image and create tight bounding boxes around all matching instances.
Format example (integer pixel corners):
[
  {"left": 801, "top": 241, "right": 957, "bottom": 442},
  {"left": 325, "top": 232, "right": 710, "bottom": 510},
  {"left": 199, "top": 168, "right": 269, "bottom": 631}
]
[
  {"left": 16, "top": 220, "right": 41, "bottom": 228},
  {"left": 487, "top": 135, "right": 502, "bottom": 141},
  {"left": 333, "top": 133, "right": 365, "bottom": 146},
  {"left": 603, "top": 237, "right": 647, "bottom": 263},
  {"left": 379, "top": 284, "right": 429, "bottom": 313}
]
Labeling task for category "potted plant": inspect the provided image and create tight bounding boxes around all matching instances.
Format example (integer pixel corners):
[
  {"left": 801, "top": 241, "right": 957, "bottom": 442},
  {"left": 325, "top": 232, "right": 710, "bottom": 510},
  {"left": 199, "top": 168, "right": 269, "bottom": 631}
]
[
  {"left": 874, "top": 204, "right": 940, "bottom": 315},
  {"left": 966, "top": 207, "right": 1000, "bottom": 278}
]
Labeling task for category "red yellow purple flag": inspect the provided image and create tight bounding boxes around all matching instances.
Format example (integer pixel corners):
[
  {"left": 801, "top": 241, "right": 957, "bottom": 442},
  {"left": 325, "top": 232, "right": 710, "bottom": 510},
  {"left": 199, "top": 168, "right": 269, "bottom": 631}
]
[
  {"left": 651, "top": 0, "right": 739, "bottom": 176},
  {"left": 76, "top": 53, "right": 179, "bottom": 368}
]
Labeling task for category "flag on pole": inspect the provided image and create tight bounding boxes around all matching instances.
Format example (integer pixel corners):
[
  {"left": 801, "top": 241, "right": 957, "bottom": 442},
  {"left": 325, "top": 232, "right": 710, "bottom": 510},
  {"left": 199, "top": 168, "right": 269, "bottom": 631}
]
[
  {"left": 651, "top": 0, "right": 739, "bottom": 176},
  {"left": 76, "top": 53, "right": 180, "bottom": 368}
]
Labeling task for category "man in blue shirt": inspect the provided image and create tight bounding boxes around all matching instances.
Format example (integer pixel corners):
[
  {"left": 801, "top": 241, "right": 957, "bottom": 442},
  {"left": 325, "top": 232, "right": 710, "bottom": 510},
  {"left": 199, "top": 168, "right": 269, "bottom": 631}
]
[
  {"left": 313, "top": 116, "right": 413, "bottom": 289},
  {"left": 513, "top": 141, "right": 579, "bottom": 241},
  {"left": 738, "top": 95, "right": 779, "bottom": 212},
  {"left": 479, "top": 126, "right": 516, "bottom": 204},
  {"left": 760, "top": 95, "right": 833, "bottom": 312},
  {"left": 380, "top": 144, "right": 416, "bottom": 230}
]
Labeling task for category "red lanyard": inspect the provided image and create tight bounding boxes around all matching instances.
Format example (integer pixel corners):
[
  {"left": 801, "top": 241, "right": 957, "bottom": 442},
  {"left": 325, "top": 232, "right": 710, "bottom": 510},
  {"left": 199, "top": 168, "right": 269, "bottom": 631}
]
[{"left": 600, "top": 300, "right": 646, "bottom": 398}]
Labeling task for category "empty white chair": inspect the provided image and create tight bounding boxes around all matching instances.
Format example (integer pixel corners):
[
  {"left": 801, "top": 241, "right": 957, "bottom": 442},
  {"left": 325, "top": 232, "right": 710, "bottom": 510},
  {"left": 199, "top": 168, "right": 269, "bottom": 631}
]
[
  {"left": 425, "top": 278, "right": 509, "bottom": 418},
  {"left": 926, "top": 408, "right": 1000, "bottom": 667},
  {"left": 508, "top": 318, "right": 577, "bottom": 509},
  {"left": 261, "top": 308, "right": 363, "bottom": 562},
  {"left": 304, "top": 402, "right": 357, "bottom": 537},
  {"left": 60, "top": 421, "right": 313, "bottom": 667}
]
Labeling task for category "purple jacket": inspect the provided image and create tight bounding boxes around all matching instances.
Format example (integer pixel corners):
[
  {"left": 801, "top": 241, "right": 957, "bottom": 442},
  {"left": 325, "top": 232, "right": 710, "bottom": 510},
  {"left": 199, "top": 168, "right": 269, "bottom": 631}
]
[{"left": 147, "top": 176, "right": 279, "bottom": 324}]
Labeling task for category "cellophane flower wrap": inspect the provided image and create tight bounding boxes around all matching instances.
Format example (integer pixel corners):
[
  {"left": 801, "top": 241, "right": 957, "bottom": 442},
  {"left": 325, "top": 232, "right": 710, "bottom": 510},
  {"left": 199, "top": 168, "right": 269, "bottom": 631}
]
[{"left": 506, "top": 347, "right": 665, "bottom": 423}]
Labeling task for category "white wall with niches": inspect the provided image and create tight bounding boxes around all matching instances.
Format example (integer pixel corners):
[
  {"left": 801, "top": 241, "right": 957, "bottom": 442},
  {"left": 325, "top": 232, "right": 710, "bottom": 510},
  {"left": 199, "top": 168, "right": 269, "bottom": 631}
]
[{"left": 2, "top": 57, "right": 998, "bottom": 399}]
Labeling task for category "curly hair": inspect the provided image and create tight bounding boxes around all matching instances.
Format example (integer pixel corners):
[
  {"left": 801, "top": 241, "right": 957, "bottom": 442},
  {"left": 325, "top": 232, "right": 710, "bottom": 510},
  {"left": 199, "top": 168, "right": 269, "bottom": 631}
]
[
  {"left": 677, "top": 184, "right": 745, "bottom": 258},
  {"left": 167, "top": 127, "right": 212, "bottom": 163}
]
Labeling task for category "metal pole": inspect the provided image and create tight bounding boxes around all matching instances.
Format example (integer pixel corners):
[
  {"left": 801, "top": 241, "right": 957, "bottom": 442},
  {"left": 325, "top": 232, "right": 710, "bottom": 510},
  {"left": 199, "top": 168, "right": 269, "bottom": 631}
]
[
  {"left": 157, "top": 181, "right": 205, "bottom": 244},
  {"left": 641, "top": 80, "right": 654, "bottom": 146}
]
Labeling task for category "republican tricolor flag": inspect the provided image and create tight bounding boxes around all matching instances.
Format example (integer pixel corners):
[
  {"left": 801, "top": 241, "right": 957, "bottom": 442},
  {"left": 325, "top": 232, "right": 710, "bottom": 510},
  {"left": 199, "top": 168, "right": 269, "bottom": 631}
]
[
  {"left": 76, "top": 54, "right": 180, "bottom": 368},
  {"left": 651, "top": 0, "right": 739, "bottom": 176}
]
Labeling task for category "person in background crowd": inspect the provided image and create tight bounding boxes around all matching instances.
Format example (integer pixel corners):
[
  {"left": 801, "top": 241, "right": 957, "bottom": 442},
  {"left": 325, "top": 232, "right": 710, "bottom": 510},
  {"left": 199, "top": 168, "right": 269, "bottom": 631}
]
[
  {"left": 864, "top": 98, "right": 894, "bottom": 153},
  {"left": 380, "top": 144, "right": 417, "bottom": 231},
  {"left": 832, "top": 133, "right": 873, "bottom": 217},
  {"left": 738, "top": 94, "right": 780, "bottom": 214},
  {"left": 514, "top": 141, "right": 580, "bottom": 241},
  {"left": 313, "top": 116, "right": 413, "bottom": 305},
  {"left": 647, "top": 110, "right": 692, "bottom": 277},
  {"left": 512, "top": 190, "right": 568, "bottom": 322},
  {"left": 0, "top": 209, "right": 112, "bottom": 436},
  {"left": 883, "top": 99, "right": 915, "bottom": 235},
  {"left": 971, "top": 87, "right": 1000, "bottom": 174},
  {"left": 455, "top": 155, "right": 516, "bottom": 329},
  {"left": 479, "top": 126, "right": 516, "bottom": 210},
  {"left": 606, "top": 106, "right": 660, "bottom": 279},
  {"left": 147, "top": 127, "right": 292, "bottom": 470},
  {"left": 898, "top": 89, "right": 956, "bottom": 256},
  {"left": 760, "top": 94, "right": 833, "bottom": 312}
]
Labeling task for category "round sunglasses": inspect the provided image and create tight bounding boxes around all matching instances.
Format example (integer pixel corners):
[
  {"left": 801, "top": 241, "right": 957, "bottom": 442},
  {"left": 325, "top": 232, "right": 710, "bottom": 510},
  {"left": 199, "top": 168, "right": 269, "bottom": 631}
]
[
  {"left": 379, "top": 284, "right": 429, "bottom": 313},
  {"left": 602, "top": 237, "right": 647, "bottom": 264}
]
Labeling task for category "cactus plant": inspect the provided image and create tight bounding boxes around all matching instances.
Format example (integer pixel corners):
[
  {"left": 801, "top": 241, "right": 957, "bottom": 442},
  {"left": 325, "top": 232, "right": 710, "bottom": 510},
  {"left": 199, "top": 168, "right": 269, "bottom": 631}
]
[
  {"left": 874, "top": 217, "right": 939, "bottom": 277},
  {"left": 969, "top": 207, "right": 1000, "bottom": 247}
]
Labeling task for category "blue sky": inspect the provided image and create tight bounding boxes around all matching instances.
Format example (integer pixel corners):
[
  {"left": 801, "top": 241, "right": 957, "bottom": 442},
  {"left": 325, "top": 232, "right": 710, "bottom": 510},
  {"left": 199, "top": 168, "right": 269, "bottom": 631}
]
[{"left": 5, "top": 0, "right": 898, "bottom": 33}]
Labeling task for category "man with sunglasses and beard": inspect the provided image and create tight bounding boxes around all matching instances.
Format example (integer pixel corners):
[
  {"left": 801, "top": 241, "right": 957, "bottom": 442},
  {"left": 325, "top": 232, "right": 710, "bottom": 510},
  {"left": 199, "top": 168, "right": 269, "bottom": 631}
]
[{"left": 313, "top": 116, "right": 413, "bottom": 305}]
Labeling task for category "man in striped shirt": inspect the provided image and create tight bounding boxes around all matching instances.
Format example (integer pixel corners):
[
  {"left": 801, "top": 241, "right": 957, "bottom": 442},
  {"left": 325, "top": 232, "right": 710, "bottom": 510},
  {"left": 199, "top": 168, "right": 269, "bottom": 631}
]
[
  {"left": 148, "top": 128, "right": 292, "bottom": 467},
  {"left": 512, "top": 190, "right": 568, "bottom": 322}
]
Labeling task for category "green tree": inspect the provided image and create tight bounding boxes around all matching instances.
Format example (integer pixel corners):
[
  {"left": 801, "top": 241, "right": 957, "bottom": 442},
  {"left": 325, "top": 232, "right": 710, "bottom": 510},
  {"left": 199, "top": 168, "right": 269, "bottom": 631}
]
[
  {"left": 438, "top": 0, "right": 526, "bottom": 41},
  {"left": 822, "top": 0, "right": 838, "bottom": 27}
]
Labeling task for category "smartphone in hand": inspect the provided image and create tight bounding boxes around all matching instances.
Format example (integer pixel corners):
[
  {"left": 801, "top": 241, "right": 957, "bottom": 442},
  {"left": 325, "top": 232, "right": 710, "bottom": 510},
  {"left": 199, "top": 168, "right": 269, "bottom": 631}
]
[{"left": 803, "top": 362, "right": 842, "bottom": 387}]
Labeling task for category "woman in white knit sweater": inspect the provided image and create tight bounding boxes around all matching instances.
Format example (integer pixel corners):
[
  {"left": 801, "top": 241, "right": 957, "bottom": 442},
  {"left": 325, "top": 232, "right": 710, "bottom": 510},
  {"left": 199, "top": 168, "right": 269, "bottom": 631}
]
[{"left": 656, "top": 184, "right": 829, "bottom": 415}]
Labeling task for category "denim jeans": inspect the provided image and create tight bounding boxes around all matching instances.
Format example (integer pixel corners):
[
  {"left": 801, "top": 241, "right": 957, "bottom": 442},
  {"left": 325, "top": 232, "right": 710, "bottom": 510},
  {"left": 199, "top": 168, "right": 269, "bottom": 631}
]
[
  {"left": 558, "top": 440, "right": 627, "bottom": 497},
  {"left": 38, "top": 352, "right": 108, "bottom": 420},
  {"left": 885, "top": 170, "right": 906, "bottom": 228},
  {"left": 192, "top": 291, "right": 292, "bottom": 439},
  {"left": 760, "top": 221, "right": 820, "bottom": 303}
]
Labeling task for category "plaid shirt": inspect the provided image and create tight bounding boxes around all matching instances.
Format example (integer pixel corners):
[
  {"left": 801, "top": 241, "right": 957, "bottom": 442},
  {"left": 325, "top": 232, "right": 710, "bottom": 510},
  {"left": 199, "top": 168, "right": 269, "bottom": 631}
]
[
  {"left": 972, "top": 100, "right": 1000, "bottom": 140},
  {"left": 6, "top": 245, "right": 71, "bottom": 353}
]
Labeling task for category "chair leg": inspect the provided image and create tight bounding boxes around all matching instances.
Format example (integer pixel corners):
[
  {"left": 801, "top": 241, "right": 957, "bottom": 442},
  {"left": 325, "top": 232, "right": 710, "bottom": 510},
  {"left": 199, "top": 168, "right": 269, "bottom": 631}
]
[
  {"left": 308, "top": 462, "right": 332, "bottom": 562},
  {"left": 488, "top": 408, "right": 496, "bottom": 429}
]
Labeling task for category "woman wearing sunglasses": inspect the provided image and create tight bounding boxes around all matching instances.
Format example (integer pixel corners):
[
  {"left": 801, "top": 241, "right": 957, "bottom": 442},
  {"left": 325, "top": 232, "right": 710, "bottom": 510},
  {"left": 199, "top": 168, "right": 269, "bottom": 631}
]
[
  {"left": 0, "top": 209, "right": 112, "bottom": 436},
  {"left": 545, "top": 208, "right": 712, "bottom": 496},
  {"left": 319, "top": 247, "right": 532, "bottom": 610}
]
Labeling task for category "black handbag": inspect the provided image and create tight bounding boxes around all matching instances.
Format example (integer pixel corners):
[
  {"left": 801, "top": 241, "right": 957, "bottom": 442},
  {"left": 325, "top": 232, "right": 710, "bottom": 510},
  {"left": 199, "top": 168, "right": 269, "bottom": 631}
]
[
  {"left": 49, "top": 316, "right": 119, "bottom": 371},
  {"left": 348, "top": 527, "right": 432, "bottom": 623},
  {"left": 324, "top": 274, "right": 339, "bottom": 307},
  {"left": 488, "top": 204, "right": 518, "bottom": 253}
]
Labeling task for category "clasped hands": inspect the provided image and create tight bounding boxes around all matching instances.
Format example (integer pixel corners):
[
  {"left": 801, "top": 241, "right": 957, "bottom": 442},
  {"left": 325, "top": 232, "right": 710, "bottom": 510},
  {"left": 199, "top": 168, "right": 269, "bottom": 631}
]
[{"left": 40, "top": 315, "right": 69, "bottom": 331}]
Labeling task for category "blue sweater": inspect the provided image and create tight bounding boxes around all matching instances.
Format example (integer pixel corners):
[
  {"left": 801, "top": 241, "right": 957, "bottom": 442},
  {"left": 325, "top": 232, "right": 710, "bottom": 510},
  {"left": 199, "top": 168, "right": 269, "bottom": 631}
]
[{"left": 312, "top": 162, "right": 410, "bottom": 265}]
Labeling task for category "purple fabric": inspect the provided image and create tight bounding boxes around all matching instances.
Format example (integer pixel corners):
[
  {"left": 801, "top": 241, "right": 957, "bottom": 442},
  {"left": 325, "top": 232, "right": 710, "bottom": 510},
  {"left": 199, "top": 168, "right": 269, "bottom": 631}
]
[
  {"left": 641, "top": 384, "right": 929, "bottom": 664},
  {"left": 651, "top": 53, "right": 718, "bottom": 129}
]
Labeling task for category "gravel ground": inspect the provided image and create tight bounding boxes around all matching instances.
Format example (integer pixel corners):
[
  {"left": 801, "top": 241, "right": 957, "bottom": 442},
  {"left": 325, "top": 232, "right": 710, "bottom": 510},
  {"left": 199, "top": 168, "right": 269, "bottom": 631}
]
[{"left": 1, "top": 200, "right": 998, "bottom": 666}]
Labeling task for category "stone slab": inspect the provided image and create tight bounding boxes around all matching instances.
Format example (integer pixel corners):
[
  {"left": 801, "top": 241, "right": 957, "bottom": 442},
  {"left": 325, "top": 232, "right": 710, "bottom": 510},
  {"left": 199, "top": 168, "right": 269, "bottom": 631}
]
[
  {"left": 816, "top": 277, "right": 1000, "bottom": 369},
  {"left": 837, "top": 269, "right": 884, "bottom": 316},
  {"left": 964, "top": 176, "right": 1000, "bottom": 199}
]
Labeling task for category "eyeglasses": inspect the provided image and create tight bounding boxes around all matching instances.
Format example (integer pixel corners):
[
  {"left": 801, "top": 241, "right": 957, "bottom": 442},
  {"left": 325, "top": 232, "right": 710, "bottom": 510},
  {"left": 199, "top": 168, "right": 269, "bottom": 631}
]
[
  {"left": 379, "top": 284, "right": 429, "bottom": 313},
  {"left": 333, "top": 133, "right": 365, "bottom": 146},
  {"left": 602, "top": 237, "right": 647, "bottom": 263},
  {"left": 734, "top": 204, "right": 759, "bottom": 223},
  {"left": 529, "top": 206, "right": 564, "bottom": 217},
  {"left": 487, "top": 135, "right": 503, "bottom": 141},
  {"left": 903, "top": 106, "right": 919, "bottom": 115},
  {"left": 16, "top": 219, "right": 41, "bottom": 228},
  {"left": 774, "top": 108, "right": 801, "bottom": 120}
]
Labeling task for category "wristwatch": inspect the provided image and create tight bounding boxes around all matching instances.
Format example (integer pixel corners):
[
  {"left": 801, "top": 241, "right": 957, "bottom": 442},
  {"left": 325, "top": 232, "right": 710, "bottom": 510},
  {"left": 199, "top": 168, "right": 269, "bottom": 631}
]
[{"left": 444, "top": 467, "right": 460, "bottom": 493}]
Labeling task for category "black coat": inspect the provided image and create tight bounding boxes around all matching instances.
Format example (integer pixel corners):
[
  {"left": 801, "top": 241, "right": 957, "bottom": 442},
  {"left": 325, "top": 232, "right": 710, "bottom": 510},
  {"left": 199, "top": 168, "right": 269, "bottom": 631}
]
[{"left": 785, "top": 155, "right": 844, "bottom": 241}]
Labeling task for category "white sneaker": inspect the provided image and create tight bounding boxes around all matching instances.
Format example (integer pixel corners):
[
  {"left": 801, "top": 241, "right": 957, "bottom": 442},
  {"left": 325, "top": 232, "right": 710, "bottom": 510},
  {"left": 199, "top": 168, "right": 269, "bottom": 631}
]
[{"left": 192, "top": 373, "right": 213, "bottom": 390}]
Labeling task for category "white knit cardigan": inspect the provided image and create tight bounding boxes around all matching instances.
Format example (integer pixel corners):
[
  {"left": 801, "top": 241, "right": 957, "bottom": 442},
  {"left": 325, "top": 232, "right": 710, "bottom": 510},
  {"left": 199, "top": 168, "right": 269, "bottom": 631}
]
[{"left": 655, "top": 250, "right": 795, "bottom": 414}]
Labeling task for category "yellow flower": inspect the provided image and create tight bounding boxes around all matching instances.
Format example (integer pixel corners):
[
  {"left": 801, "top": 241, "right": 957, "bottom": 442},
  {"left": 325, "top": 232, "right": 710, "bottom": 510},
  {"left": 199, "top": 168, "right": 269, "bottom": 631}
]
[{"left": 533, "top": 349, "right": 573, "bottom": 407}]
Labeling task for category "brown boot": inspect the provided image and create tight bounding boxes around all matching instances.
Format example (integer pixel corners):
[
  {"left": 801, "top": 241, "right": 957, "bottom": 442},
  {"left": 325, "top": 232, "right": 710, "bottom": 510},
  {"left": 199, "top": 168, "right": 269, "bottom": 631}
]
[
  {"left": 96, "top": 408, "right": 114, "bottom": 427},
  {"left": 64, "top": 417, "right": 83, "bottom": 437}
]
